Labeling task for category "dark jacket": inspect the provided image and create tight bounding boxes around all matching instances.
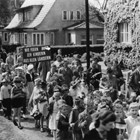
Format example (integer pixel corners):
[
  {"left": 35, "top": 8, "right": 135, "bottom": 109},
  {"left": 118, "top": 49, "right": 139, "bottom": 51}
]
[{"left": 84, "top": 128, "right": 117, "bottom": 140}]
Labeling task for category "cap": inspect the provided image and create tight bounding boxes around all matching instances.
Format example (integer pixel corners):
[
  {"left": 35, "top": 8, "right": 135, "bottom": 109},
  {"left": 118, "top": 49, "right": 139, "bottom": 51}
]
[
  {"left": 35, "top": 78, "right": 42, "bottom": 85},
  {"left": 1, "top": 79, "right": 8, "bottom": 83},
  {"left": 15, "top": 66, "right": 24, "bottom": 71},
  {"left": 61, "top": 84, "right": 69, "bottom": 91},
  {"left": 13, "top": 76, "right": 21, "bottom": 83},
  {"left": 56, "top": 54, "right": 62, "bottom": 59},
  {"left": 27, "top": 64, "right": 34, "bottom": 71}
]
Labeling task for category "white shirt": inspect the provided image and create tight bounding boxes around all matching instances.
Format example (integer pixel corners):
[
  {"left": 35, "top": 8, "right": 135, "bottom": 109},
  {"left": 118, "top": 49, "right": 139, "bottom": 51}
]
[
  {"left": 0, "top": 85, "right": 12, "bottom": 100},
  {"left": 125, "top": 116, "right": 140, "bottom": 136}
]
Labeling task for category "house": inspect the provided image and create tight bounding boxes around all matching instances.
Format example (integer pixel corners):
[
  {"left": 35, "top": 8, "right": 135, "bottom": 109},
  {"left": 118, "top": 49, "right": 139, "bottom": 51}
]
[
  {"left": 104, "top": 0, "right": 140, "bottom": 67},
  {"left": 4, "top": 0, "right": 104, "bottom": 52}
]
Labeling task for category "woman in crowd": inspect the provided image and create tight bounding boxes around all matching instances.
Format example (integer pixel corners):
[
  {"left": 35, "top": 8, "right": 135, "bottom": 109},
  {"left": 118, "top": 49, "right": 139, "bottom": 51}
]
[
  {"left": 26, "top": 64, "right": 35, "bottom": 99},
  {"left": 83, "top": 110, "right": 117, "bottom": 140},
  {"left": 28, "top": 78, "right": 47, "bottom": 132}
]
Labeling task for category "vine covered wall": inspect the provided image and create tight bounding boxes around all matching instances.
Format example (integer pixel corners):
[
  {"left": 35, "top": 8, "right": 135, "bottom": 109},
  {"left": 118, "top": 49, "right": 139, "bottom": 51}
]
[{"left": 104, "top": 0, "right": 140, "bottom": 69}]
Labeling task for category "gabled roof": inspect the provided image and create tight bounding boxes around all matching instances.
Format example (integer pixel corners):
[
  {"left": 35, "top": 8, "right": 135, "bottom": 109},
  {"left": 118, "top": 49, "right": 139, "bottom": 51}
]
[
  {"left": 65, "top": 22, "right": 104, "bottom": 30},
  {"left": 5, "top": 0, "right": 56, "bottom": 30}
]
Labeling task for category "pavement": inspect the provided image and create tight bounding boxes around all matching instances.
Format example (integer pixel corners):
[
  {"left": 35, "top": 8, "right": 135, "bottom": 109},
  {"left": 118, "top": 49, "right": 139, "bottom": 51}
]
[{"left": 0, "top": 111, "right": 53, "bottom": 140}]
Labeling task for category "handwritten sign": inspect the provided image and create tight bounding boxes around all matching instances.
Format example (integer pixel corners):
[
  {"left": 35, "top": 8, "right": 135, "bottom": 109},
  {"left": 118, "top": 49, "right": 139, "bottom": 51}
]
[{"left": 23, "top": 46, "right": 51, "bottom": 64}]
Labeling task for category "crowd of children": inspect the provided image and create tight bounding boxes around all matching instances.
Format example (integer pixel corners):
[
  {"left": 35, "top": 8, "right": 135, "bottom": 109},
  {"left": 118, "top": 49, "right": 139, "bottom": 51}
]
[{"left": 1, "top": 49, "right": 140, "bottom": 140}]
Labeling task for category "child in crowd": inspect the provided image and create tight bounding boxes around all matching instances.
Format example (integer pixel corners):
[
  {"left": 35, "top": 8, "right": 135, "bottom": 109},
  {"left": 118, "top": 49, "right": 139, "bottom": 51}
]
[
  {"left": 49, "top": 90, "right": 61, "bottom": 140},
  {"left": 125, "top": 102, "right": 140, "bottom": 137},
  {"left": 114, "top": 103, "right": 127, "bottom": 140},
  {"left": 11, "top": 76, "right": 25, "bottom": 129},
  {"left": 69, "top": 97, "right": 84, "bottom": 140},
  {"left": 0, "top": 79, "right": 12, "bottom": 120},
  {"left": 56, "top": 103, "right": 71, "bottom": 140}
]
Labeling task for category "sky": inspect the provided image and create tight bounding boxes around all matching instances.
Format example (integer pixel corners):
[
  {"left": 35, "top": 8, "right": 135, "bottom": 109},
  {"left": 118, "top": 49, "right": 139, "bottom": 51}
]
[{"left": 89, "top": 0, "right": 104, "bottom": 9}]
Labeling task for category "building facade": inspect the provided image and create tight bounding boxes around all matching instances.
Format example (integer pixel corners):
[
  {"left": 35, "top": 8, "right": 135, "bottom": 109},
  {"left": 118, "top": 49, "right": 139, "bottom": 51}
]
[{"left": 4, "top": 0, "right": 104, "bottom": 49}]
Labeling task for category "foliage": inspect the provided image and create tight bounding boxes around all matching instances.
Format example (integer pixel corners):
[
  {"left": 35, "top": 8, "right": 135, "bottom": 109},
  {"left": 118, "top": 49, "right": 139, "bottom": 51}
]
[
  {"left": 104, "top": 0, "right": 140, "bottom": 69},
  {"left": 0, "top": 0, "right": 11, "bottom": 26}
]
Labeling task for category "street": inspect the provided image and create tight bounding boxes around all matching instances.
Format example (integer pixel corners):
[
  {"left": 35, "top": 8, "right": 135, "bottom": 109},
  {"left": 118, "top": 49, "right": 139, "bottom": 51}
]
[{"left": 0, "top": 112, "right": 52, "bottom": 140}]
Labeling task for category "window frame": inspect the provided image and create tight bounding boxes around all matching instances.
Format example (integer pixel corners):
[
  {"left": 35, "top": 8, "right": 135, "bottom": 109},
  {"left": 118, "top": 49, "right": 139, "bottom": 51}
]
[
  {"left": 24, "top": 33, "right": 27, "bottom": 45},
  {"left": 62, "top": 11, "right": 68, "bottom": 20},
  {"left": 3, "top": 32, "right": 8, "bottom": 42},
  {"left": 76, "top": 11, "right": 81, "bottom": 20},
  {"left": 69, "top": 11, "right": 74, "bottom": 20},
  {"left": 50, "top": 32, "right": 55, "bottom": 45},
  {"left": 119, "top": 23, "right": 131, "bottom": 44},
  {"left": 32, "top": 33, "right": 45, "bottom": 46},
  {"left": 81, "top": 35, "right": 93, "bottom": 45}
]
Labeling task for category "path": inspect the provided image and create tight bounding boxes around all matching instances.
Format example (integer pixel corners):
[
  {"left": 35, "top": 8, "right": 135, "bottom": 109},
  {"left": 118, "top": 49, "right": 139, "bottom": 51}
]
[{"left": 0, "top": 112, "right": 52, "bottom": 140}]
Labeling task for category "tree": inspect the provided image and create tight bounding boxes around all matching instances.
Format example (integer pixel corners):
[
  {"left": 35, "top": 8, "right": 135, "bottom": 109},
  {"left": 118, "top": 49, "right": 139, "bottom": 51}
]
[{"left": 0, "top": 0, "right": 11, "bottom": 26}]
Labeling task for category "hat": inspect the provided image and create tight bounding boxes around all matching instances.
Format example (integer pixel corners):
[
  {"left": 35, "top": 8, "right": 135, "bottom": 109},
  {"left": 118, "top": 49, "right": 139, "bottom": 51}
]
[
  {"left": 13, "top": 76, "right": 21, "bottom": 83},
  {"left": 61, "top": 84, "right": 69, "bottom": 91},
  {"left": 56, "top": 54, "right": 62, "bottom": 59},
  {"left": 1, "top": 79, "right": 8, "bottom": 83},
  {"left": 53, "top": 91, "right": 61, "bottom": 98},
  {"left": 27, "top": 64, "right": 34, "bottom": 71},
  {"left": 35, "top": 78, "right": 42, "bottom": 85},
  {"left": 107, "top": 67, "right": 113, "bottom": 74},
  {"left": 15, "top": 66, "right": 24, "bottom": 71}
]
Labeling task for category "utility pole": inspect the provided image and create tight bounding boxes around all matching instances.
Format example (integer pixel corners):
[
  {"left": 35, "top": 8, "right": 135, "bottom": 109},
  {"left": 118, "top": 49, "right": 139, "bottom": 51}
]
[{"left": 85, "top": 0, "right": 90, "bottom": 86}]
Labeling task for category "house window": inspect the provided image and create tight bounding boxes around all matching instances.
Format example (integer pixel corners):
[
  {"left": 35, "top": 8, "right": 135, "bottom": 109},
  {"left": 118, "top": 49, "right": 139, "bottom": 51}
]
[
  {"left": 69, "top": 11, "right": 74, "bottom": 20},
  {"left": 62, "top": 11, "right": 68, "bottom": 20},
  {"left": 32, "top": 33, "right": 45, "bottom": 46},
  {"left": 24, "top": 33, "right": 27, "bottom": 45},
  {"left": 77, "top": 11, "right": 81, "bottom": 20},
  {"left": 119, "top": 23, "right": 131, "bottom": 43},
  {"left": 14, "top": 33, "right": 19, "bottom": 44},
  {"left": 81, "top": 35, "right": 92, "bottom": 45},
  {"left": 50, "top": 32, "right": 55, "bottom": 45},
  {"left": 41, "top": 34, "right": 44, "bottom": 45},
  {"left": 3, "top": 32, "right": 8, "bottom": 42},
  {"left": 67, "top": 33, "right": 71, "bottom": 44},
  {"left": 23, "top": 10, "right": 30, "bottom": 22}
]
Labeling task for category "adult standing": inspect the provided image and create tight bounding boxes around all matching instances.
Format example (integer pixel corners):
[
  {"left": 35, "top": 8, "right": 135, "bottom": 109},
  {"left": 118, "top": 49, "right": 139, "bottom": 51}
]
[
  {"left": 6, "top": 53, "right": 14, "bottom": 69},
  {"left": 53, "top": 55, "right": 63, "bottom": 68},
  {"left": 100, "top": 68, "right": 118, "bottom": 102},
  {"left": 0, "top": 48, "right": 7, "bottom": 63},
  {"left": 89, "top": 56, "right": 102, "bottom": 90},
  {"left": 26, "top": 64, "right": 35, "bottom": 99},
  {"left": 83, "top": 110, "right": 117, "bottom": 140},
  {"left": 37, "top": 61, "right": 50, "bottom": 83},
  {"left": 58, "top": 60, "right": 73, "bottom": 87},
  {"left": 128, "top": 65, "right": 140, "bottom": 96}
]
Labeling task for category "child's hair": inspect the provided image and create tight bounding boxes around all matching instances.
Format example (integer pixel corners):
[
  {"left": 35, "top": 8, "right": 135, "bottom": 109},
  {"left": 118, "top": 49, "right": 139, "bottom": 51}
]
[
  {"left": 129, "top": 102, "right": 139, "bottom": 110},
  {"left": 113, "top": 103, "right": 123, "bottom": 111}
]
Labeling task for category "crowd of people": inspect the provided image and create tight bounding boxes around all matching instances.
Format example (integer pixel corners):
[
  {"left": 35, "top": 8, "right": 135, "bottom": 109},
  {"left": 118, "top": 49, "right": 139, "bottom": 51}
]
[{"left": 1, "top": 48, "right": 140, "bottom": 140}]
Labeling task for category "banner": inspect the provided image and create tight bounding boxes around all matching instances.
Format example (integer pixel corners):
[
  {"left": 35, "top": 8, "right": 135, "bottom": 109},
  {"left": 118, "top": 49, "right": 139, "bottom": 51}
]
[{"left": 23, "top": 46, "right": 51, "bottom": 64}]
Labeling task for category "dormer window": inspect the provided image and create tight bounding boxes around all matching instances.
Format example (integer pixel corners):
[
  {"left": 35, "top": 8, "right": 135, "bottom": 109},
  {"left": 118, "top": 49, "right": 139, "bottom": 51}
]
[
  {"left": 77, "top": 11, "right": 81, "bottom": 20},
  {"left": 62, "top": 11, "right": 68, "bottom": 20},
  {"left": 69, "top": 11, "right": 74, "bottom": 20},
  {"left": 23, "top": 10, "right": 30, "bottom": 22}
]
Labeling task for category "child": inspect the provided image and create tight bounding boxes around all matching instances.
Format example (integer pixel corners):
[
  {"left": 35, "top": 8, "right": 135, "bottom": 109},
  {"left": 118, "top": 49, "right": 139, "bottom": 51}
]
[
  {"left": 48, "top": 91, "right": 61, "bottom": 140},
  {"left": 11, "top": 76, "right": 25, "bottom": 129},
  {"left": 125, "top": 102, "right": 140, "bottom": 137},
  {"left": 69, "top": 97, "right": 84, "bottom": 140},
  {"left": 114, "top": 103, "right": 127, "bottom": 140},
  {"left": 0, "top": 79, "right": 12, "bottom": 120},
  {"left": 56, "top": 103, "right": 71, "bottom": 140}
]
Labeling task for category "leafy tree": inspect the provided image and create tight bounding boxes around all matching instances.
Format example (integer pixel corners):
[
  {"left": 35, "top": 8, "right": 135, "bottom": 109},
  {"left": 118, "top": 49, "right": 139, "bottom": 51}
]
[{"left": 0, "top": 0, "right": 11, "bottom": 26}]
